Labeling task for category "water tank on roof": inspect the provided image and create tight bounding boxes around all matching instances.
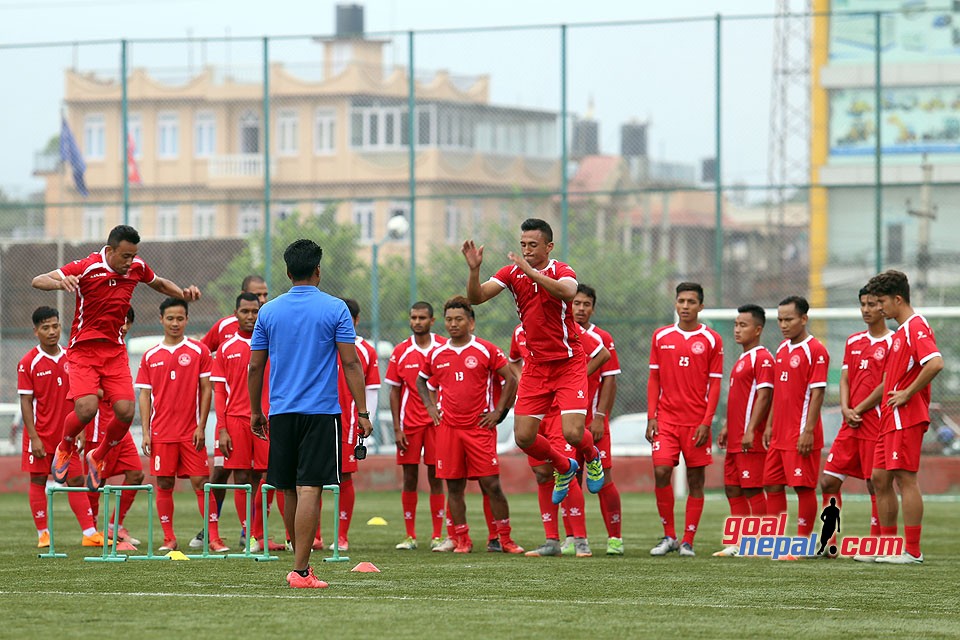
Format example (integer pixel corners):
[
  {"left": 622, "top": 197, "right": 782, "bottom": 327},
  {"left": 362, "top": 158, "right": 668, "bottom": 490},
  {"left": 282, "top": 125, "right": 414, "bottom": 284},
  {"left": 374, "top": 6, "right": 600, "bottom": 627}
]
[
  {"left": 620, "top": 123, "right": 647, "bottom": 157},
  {"left": 571, "top": 118, "right": 599, "bottom": 158},
  {"left": 336, "top": 4, "right": 364, "bottom": 39},
  {"left": 701, "top": 157, "right": 717, "bottom": 183}
]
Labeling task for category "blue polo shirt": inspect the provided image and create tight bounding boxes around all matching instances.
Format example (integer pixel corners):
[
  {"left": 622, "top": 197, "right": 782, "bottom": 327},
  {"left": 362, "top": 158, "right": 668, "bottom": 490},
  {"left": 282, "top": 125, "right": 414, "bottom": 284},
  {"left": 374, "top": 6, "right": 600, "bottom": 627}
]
[{"left": 251, "top": 285, "right": 356, "bottom": 415}]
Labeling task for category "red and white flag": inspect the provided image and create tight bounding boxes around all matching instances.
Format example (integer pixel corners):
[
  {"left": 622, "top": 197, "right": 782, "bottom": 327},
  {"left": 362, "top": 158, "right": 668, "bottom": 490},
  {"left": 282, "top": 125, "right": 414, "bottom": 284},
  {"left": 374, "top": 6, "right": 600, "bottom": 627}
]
[{"left": 127, "top": 132, "right": 142, "bottom": 184}]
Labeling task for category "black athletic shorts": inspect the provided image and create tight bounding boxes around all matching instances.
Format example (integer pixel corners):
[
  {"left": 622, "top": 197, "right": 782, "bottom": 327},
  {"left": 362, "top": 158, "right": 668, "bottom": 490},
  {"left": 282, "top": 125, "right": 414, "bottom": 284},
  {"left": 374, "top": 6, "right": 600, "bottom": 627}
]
[{"left": 267, "top": 413, "right": 342, "bottom": 489}]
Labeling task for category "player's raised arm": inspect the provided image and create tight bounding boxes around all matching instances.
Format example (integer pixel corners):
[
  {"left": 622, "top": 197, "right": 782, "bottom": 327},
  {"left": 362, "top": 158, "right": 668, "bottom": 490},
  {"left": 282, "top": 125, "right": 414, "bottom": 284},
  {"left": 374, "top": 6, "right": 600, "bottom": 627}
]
[
  {"left": 147, "top": 275, "right": 202, "bottom": 301},
  {"left": 32, "top": 269, "right": 78, "bottom": 293},
  {"left": 463, "top": 240, "right": 503, "bottom": 304}
]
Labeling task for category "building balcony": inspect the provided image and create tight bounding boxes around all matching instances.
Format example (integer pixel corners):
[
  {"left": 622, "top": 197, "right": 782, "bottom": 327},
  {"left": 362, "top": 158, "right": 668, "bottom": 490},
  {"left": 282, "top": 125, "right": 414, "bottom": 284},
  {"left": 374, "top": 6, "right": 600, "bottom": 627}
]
[{"left": 207, "top": 154, "right": 276, "bottom": 180}]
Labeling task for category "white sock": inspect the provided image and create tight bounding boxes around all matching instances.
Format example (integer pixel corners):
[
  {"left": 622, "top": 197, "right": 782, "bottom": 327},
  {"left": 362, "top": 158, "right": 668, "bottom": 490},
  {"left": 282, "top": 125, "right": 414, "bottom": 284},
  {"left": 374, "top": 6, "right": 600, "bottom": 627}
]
[
  {"left": 38, "top": 529, "right": 49, "bottom": 537},
  {"left": 82, "top": 527, "right": 97, "bottom": 537}
]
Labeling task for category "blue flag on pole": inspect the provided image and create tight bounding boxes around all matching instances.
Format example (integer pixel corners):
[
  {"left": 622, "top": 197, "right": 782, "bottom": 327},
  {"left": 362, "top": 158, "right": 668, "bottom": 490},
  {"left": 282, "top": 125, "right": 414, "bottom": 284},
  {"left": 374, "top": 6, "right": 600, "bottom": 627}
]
[{"left": 60, "top": 117, "right": 88, "bottom": 197}]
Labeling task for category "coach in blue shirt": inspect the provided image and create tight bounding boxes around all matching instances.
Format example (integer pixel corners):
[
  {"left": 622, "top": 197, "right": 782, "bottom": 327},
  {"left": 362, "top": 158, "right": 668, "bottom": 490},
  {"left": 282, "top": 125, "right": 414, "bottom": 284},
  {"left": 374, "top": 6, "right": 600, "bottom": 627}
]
[{"left": 248, "top": 238, "right": 372, "bottom": 588}]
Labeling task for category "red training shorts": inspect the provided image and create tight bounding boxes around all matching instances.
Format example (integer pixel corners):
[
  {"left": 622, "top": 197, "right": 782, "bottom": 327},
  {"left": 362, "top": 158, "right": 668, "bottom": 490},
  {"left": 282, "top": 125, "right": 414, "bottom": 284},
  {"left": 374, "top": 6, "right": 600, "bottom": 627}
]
[
  {"left": 67, "top": 341, "right": 134, "bottom": 404},
  {"left": 22, "top": 433, "right": 83, "bottom": 476},
  {"left": 396, "top": 423, "right": 438, "bottom": 466},
  {"left": 514, "top": 357, "right": 588, "bottom": 418},
  {"left": 342, "top": 435, "right": 359, "bottom": 474},
  {"left": 723, "top": 450, "right": 767, "bottom": 489},
  {"left": 151, "top": 441, "right": 210, "bottom": 478},
  {"left": 873, "top": 423, "right": 927, "bottom": 473},
  {"left": 527, "top": 410, "right": 567, "bottom": 468},
  {"left": 824, "top": 427, "right": 875, "bottom": 480},
  {"left": 436, "top": 423, "right": 499, "bottom": 480},
  {"left": 98, "top": 433, "right": 143, "bottom": 478},
  {"left": 651, "top": 422, "right": 713, "bottom": 468},
  {"left": 763, "top": 447, "right": 821, "bottom": 488},
  {"left": 223, "top": 416, "right": 269, "bottom": 472}
]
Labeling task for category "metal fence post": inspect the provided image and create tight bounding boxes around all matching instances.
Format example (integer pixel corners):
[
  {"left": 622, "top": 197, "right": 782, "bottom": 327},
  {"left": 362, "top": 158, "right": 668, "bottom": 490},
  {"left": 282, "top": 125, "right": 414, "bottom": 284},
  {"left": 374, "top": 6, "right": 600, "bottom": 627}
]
[
  {"left": 874, "top": 11, "right": 883, "bottom": 273},
  {"left": 560, "top": 24, "right": 569, "bottom": 261},
  {"left": 121, "top": 39, "right": 129, "bottom": 225},
  {"left": 714, "top": 14, "right": 723, "bottom": 306},
  {"left": 263, "top": 36, "right": 272, "bottom": 290},
  {"left": 407, "top": 30, "right": 417, "bottom": 307}
]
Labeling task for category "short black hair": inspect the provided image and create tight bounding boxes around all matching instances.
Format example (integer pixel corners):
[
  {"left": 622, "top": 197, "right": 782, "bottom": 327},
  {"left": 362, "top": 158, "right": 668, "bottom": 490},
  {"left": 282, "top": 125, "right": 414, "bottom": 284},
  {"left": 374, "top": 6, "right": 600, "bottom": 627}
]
[
  {"left": 520, "top": 218, "right": 553, "bottom": 243},
  {"left": 283, "top": 239, "right": 323, "bottom": 281},
  {"left": 676, "top": 282, "right": 704, "bottom": 304},
  {"left": 342, "top": 298, "right": 360, "bottom": 320},
  {"left": 411, "top": 301, "right": 434, "bottom": 317},
  {"left": 858, "top": 286, "right": 871, "bottom": 302},
  {"left": 126, "top": 307, "right": 135, "bottom": 323},
  {"left": 778, "top": 295, "right": 809, "bottom": 316},
  {"left": 107, "top": 225, "right": 140, "bottom": 247},
  {"left": 242, "top": 275, "right": 266, "bottom": 291},
  {"left": 235, "top": 292, "right": 260, "bottom": 309},
  {"left": 444, "top": 295, "right": 475, "bottom": 320},
  {"left": 32, "top": 306, "right": 59, "bottom": 327},
  {"left": 159, "top": 297, "right": 188, "bottom": 316},
  {"left": 866, "top": 270, "right": 911, "bottom": 303},
  {"left": 576, "top": 284, "right": 597, "bottom": 306},
  {"left": 737, "top": 303, "right": 766, "bottom": 327}
]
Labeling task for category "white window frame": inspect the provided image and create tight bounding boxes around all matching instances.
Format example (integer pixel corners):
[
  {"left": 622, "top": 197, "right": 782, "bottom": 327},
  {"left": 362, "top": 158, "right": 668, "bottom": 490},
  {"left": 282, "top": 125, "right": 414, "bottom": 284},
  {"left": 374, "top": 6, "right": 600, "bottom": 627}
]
[
  {"left": 277, "top": 109, "right": 299, "bottom": 156},
  {"left": 82, "top": 207, "right": 104, "bottom": 240},
  {"left": 126, "top": 206, "right": 142, "bottom": 231},
  {"left": 157, "top": 112, "right": 180, "bottom": 160},
  {"left": 83, "top": 114, "right": 105, "bottom": 161},
  {"left": 193, "top": 204, "right": 215, "bottom": 237},
  {"left": 314, "top": 109, "right": 336, "bottom": 155},
  {"left": 194, "top": 111, "right": 216, "bottom": 158},
  {"left": 353, "top": 201, "right": 375, "bottom": 244},
  {"left": 349, "top": 105, "right": 404, "bottom": 150},
  {"left": 239, "top": 110, "right": 261, "bottom": 154},
  {"left": 156, "top": 205, "right": 179, "bottom": 238},
  {"left": 238, "top": 203, "right": 262, "bottom": 235},
  {"left": 445, "top": 201, "right": 461, "bottom": 245}
]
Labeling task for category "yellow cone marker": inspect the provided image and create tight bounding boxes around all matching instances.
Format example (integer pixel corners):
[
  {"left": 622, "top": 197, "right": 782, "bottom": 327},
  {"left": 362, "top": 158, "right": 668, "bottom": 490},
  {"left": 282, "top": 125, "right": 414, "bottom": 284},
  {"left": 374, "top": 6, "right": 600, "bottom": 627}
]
[
  {"left": 366, "top": 516, "right": 388, "bottom": 526},
  {"left": 166, "top": 550, "right": 190, "bottom": 561}
]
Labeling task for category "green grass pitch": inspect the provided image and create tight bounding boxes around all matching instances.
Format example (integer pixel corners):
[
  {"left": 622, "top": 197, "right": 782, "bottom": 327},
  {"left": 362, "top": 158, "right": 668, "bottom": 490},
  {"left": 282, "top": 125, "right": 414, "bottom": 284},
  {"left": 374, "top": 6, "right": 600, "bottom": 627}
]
[{"left": 2, "top": 490, "right": 959, "bottom": 639}]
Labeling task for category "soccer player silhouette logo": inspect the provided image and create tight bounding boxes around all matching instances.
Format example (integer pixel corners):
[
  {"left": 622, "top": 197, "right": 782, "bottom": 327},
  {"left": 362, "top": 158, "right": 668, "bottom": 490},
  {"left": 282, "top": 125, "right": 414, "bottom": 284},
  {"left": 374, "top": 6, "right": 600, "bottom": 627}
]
[{"left": 817, "top": 497, "right": 841, "bottom": 556}]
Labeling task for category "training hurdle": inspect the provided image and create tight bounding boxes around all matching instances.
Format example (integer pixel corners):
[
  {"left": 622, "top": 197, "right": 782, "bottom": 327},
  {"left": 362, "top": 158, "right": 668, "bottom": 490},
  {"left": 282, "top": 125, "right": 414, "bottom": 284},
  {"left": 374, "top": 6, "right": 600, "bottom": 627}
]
[
  {"left": 38, "top": 485, "right": 99, "bottom": 559},
  {"left": 258, "top": 483, "right": 347, "bottom": 562},
  {"left": 85, "top": 484, "right": 168, "bottom": 563},
  {"left": 185, "top": 482, "right": 252, "bottom": 560}
]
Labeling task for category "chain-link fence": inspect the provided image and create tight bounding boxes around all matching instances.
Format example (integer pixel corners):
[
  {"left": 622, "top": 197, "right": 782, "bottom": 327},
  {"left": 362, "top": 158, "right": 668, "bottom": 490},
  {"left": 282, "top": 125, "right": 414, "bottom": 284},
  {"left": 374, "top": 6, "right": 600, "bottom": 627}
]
[{"left": 3, "top": 6, "right": 960, "bottom": 455}]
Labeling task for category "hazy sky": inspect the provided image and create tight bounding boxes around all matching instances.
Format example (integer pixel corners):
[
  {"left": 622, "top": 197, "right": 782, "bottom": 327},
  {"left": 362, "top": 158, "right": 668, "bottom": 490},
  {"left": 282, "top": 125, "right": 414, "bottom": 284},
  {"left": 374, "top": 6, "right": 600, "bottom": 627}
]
[{"left": 0, "top": 0, "right": 778, "bottom": 198}]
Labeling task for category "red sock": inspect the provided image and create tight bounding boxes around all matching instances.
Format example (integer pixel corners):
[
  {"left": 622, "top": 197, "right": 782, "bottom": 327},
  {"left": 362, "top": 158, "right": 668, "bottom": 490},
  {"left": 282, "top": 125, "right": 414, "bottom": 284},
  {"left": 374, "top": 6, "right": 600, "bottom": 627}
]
[
  {"left": 92, "top": 416, "right": 132, "bottom": 461},
  {"left": 681, "top": 496, "right": 705, "bottom": 545},
  {"left": 429, "top": 493, "right": 445, "bottom": 539},
  {"left": 445, "top": 501, "right": 455, "bottom": 539},
  {"left": 495, "top": 518, "right": 514, "bottom": 544},
  {"left": 453, "top": 522, "right": 469, "bottom": 543},
  {"left": 537, "top": 482, "right": 560, "bottom": 540},
  {"left": 88, "top": 490, "right": 101, "bottom": 523},
  {"left": 234, "top": 488, "right": 248, "bottom": 530},
  {"left": 339, "top": 478, "right": 355, "bottom": 543},
  {"left": 747, "top": 492, "right": 767, "bottom": 516},
  {"left": 482, "top": 492, "right": 496, "bottom": 540},
  {"left": 276, "top": 490, "right": 285, "bottom": 517},
  {"left": 564, "top": 479, "right": 587, "bottom": 538},
  {"left": 29, "top": 482, "right": 48, "bottom": 532},
  {"left": 251, "top": 494, "right": 264, "bottom": 541},
  {"left": 315, "top": 495, "right": 323, "bottom": 541},
  {"left": 766, "top": 490, "right": 787, "bottom": 517},
  {"left": 728, "top": 494, "right": 750, "bottom": 517},
  {"left": 112, "top": 487, "right": 136, "bottom": 527},
  {"left": 796, "top": 487, "right": 817, "bottom": 537},
  {"left": 197, "top": 490, "right": 221, "bottom": 540},
  {"left": 60, "top": 412, "right": 86, "bottom": 451},
  {"left": 822, "top": 491, "right": 841, "bottom": 510},
  {"left": 265, "top": 484, "right": 274, "bottom": 515},
  {"left": 68, "top": 490, "right": 95, "bottom": 532},
  {"left": 157, "top": 487, "right": 175, "bottom": 540},
  {"left": 904, "top": 524, "right": 922, "bottom": 557},
  {"left": 881, "top": 525, "right": 898, "bottom": 537},
  {"left": 521, "top": 434, "right": 570, "bottom": 473},
  {"left": 869, "top": 495, "right": 880, "bottom": 536},
  {"left": 401, "top": 491, "right": 418, "bottom": 538},
  {"left": 598, "top": 482, "right": 622, "bottom": 538},
  {"left": 654, "top": 485, "right": 676, "bottom": 539},
  {"left": 576, "top": 428, "right": 597, "bottom": 462}
]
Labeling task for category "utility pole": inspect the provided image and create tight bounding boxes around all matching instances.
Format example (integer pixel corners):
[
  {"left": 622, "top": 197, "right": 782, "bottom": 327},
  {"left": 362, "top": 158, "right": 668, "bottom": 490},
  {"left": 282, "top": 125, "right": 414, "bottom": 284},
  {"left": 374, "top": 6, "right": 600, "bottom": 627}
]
[{"left": 907, "top": 154, "right": 937, "bottom": 306}]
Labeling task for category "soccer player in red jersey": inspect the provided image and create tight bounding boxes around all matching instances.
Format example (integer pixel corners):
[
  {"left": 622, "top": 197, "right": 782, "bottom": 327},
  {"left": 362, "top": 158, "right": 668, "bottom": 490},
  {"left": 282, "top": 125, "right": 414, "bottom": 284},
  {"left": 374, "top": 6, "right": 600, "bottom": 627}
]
[
  {"left": 572, "top": 284, "right": 624, "bottom": 556},
  {"left": 647, "top": 282, "right": 724, "bottom": 557},
  {"left": 864, "top": 270, "right": 943, "bottom": 564},
  {"left": 330, "top": 299, "right": 381, "bottom": 551},
  {"left": 211, "top": 293, "right": 272, "bottom": 552},
  {"left": 713, "top": 304, "right": 774, "bottom": 557},
  {"left": 32, "top": 225, "right": 200, "bottom": 492},
  {"left": 196, "top": 275, "right": 268, "bottom": 549},
  {"left": 416, "top": 297, "right": 521, "bottom": 554},
  {"left": 83, "top": 308, "right": 145, "bottom": 546},
  {"left": 136, "top": 298, "right": 226, "bottom": 552},
  {"left": 463, "top": 218, "right": 604, "bottom": 504},
  {"left": 386, "top": 302, "right": 447, "bottom": 551},
  {"left": 762, "top": 296, "right": 829, "bottom": 540},
  {"left": 18, "top": 307, "right": 101, "bottom": 548},
  {"left": 820, "top": 287, "right": 892, "bottom": 551}
]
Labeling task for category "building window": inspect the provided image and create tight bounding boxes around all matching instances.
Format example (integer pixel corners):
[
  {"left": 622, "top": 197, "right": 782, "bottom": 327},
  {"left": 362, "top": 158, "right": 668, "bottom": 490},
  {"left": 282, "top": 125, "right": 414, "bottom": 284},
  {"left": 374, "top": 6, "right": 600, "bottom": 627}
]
[
  {"left": 158, "top": 113, "right": 179, "bottom": 159},
  {"left": 239, "top": 203, "right": 262, "bottom": 235},
  {"left": 240, "top": 111, "right": 260, "bottom": 154},
  {"left": 126, "top": 206, "right": 142, "bottom": 231},
  {"left": 331, "top": 42, "right": 352, "bottom": 77},
  {"left": 277, "top": 110, "right": 299, "bottom": 156},
  {"left": 472, "top": 199, "right": 483, "bottom": 240},
  {"left": 83, "top": 114, "right": 105, "bottom": 160},
  {"left": 353, "top": 201, "right": 375, "bottom": 243},
  {"left": 193, "top": 204, "right": 215, "bottom": 237},
  {"left": 125, "top": 113, "right": 142, "bottom": 159},
  {"left": 273, "top": 201, "right": 296, "bottom": 223},
  {"left": 445, "top": 201, "right": 461, "bottom": 245},
  {"left": 417, "top": 108, "right": 434, "bottom": 146},
  {"left": 82, "top": 207, "right": 104, "bottom": 240},
  {"left": 194, "top": 111, "right": 216, "bottom": 158},
  {"left": 349, "top": 105, "right": 404, "bottom": 150},
  {"left": 156, "top": 205, "right": 179, "bottom": 238},
  {"left": 314, "top": 109, "right": 336, "bottom": 155}
]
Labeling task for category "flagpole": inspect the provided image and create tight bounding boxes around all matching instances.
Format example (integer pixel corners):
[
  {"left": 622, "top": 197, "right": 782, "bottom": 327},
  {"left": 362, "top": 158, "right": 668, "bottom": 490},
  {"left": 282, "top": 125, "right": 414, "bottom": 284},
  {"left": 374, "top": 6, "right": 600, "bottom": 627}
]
[{"left": 121, "top": 39, "right": 129, "bottom": 226}]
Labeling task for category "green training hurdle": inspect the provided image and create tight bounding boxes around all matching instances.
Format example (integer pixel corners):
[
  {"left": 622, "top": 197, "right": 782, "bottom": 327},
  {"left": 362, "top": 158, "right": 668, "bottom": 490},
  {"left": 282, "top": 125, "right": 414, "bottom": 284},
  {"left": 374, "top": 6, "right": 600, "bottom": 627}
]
[
  {"left": 184, "top": 482, "right": 251, "bottom": 560},
  {"left": 257, "top": 483, "right": 347, "bottom": 562},
  {"left": 38, "top": 485, "right": 100, "bottom": 559},
  {"left": 253, "top": 483, "right": 279, "bottom": 562},
  {"left": 85, "top": 484, "right": 169, "bottom": 563}
]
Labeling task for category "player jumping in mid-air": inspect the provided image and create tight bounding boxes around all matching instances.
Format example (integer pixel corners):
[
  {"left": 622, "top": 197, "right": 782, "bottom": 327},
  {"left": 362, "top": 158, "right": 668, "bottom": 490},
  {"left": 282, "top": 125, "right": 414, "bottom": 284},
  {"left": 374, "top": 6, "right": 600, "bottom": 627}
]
[
  {"left": 32, "top": 225, "right": 200, "bottom": 492},
  {"left": 463, "top": 218, "right": 605, "bottom": 506}
]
